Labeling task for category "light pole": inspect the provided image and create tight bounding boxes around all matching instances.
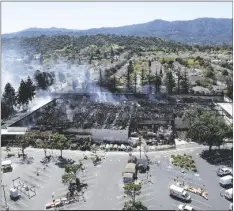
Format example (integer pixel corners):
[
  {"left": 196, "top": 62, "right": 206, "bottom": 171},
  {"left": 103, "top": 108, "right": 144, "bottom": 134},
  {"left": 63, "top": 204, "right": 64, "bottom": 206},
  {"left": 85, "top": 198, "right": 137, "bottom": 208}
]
[
  {"left": 52, "top": 192, "right": 56, "bottom": 210},
  {"left": 2, "top": 185, "right": 9, "bottom": 211}
]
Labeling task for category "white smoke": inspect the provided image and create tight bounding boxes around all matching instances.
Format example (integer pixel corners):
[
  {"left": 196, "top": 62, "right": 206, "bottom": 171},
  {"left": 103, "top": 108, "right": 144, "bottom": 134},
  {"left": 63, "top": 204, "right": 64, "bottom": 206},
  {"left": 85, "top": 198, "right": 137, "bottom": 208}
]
[
  {"left": 2, "top": 47, "right": 125, "bottom": 120},
  {"left": 28, "top": 90, "right": 52, "bottom": 112}
]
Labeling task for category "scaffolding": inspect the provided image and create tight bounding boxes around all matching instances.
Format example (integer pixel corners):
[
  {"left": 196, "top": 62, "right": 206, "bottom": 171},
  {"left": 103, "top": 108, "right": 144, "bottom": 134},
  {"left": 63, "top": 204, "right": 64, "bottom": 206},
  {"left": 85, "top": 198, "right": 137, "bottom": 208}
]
[{"left": 12, "top": 177, "right": 36, "bottom": 199}]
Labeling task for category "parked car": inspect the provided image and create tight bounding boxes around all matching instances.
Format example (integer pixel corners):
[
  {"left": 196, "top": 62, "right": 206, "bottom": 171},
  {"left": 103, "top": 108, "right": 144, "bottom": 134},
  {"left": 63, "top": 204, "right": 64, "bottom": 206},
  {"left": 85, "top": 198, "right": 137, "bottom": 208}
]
[
  {"left": 229, "top": 203, "right": 233, "bottom": 211},
  {"left": 220, "top": 175, "right": 233, "bottom": 188},
  {"left": 178, "top": 204, "right": 196, "bottom": 211},
  {"left": 225, "top": 188, "right": 233, "bottom": 200},
  {"left": 217, "top": 167, "right": 233, "bottom": 177}
]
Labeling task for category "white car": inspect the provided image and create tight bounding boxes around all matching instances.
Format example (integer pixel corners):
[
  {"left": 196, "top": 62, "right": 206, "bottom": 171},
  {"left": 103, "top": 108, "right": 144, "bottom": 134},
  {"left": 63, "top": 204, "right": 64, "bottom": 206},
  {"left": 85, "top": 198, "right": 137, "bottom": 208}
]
[
  {"left": 229, "top": 203, "right": 233, "bottom": 211},
  {"left": 178, "top": 204, "right": 196, "bottom": 211},
  {"left": 217, "top": 167, "right": 233, "bottom": 177}
]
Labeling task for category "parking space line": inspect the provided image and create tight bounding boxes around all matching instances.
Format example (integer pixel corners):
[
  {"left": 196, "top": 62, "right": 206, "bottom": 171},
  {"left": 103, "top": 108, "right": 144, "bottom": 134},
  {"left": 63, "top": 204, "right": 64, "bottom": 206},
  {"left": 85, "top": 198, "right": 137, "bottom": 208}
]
[
  {"left": 115, "top": 201, "right": 124, "bottom": 205},
  {"left": 193, "top": 205, "right": 204, "bottom": 210},
  {"left": 55, "top": 191, "right": 68, "bottom": 198},
  {"left": 192, "top": 199, "right": 212, "bottom": 208},
  {"left": 18, "top": 200, "right": 29, "bottom": 207},
  {"left": 55, "top": 187, "right": 68, "bottom": 192},
  {"left": 7, "top": 203, "right": 17, "bottom": 210},
  {"left": 141, "top": 186, "right": 154, "bottom": 191},
  {"left": 35, "top": 176, "right": 50, "bottom": 183},
  {"left": 142, "top": 198, "right": 154, "bottom": 203},
  {"left": 2, "top": 199, "right": 17, "bottom": 210}
]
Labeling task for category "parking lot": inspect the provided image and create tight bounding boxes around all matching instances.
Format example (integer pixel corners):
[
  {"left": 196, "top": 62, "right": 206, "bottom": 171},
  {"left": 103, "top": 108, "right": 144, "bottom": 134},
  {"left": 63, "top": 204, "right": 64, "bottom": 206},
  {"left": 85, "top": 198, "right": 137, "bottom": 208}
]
[
  {"left": 1, "top": 144, "right": 232, "bottom": 210},
  {"left": 134, "top": 147, "right": 232, "bottom": 210}
]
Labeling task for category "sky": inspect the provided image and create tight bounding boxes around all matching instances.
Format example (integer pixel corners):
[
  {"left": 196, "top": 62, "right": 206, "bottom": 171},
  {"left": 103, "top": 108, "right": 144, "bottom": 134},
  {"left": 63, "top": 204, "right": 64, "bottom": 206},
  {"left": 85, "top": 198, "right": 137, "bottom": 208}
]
[{"left": 1, "top": 2, "right": 233, "bottom": 34}]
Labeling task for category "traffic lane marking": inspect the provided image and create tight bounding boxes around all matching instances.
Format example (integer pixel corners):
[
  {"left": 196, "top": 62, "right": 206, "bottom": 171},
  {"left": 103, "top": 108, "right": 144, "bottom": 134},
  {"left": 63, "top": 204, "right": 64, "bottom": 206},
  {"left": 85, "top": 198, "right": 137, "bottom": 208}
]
[
  {"left": 193, "top": 205, "right": 205, "bottom": 210},
  {"left": 192, "top": 198, "right": 212, "bottom": 208}
]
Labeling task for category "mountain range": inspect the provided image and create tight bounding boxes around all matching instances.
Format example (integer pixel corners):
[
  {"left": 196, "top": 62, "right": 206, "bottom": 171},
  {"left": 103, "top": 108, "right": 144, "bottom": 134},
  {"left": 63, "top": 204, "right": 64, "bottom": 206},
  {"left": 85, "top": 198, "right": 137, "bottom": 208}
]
[{"left": 2, "top": 18, "right": 232, "bottom": 45}]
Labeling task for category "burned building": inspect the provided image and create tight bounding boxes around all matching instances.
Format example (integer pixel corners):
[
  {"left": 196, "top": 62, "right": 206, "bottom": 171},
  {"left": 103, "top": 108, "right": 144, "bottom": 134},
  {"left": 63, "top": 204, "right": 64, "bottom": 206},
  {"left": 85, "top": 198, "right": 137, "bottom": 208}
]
[{"left": 2, "top": 93, "right": 225, "bottom": 144}]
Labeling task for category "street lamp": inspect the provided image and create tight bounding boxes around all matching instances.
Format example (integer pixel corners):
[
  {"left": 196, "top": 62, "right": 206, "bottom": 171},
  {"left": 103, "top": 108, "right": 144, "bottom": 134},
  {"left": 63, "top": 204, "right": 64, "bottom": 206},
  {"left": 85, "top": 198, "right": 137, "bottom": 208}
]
[
  {"left": 1, "top": 185, "right": 9, "bottom": 211},
  {"left": 52, "top": 192, "right": 56, "bottom": 211}
]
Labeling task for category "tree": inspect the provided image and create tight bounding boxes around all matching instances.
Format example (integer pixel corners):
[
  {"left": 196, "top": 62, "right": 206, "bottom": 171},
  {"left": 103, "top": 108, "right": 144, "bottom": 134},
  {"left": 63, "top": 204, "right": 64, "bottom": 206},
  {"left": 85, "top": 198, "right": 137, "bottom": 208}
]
[
  {"left": 36, "top": 132, "right": 51, "bottom": 157},
  {"left": 2, "top": 83, "right": 16, "bottom": 112},
  {"left": 222, "top": 69, "right": 229, "bottom": 76},
  {"left": 148, "top": 60, "right": 151, "bottom": 67},
  {"left": 126, "top": 61, "right": 134, "bottom": 91},
  {"left": 226, "top": 76, "right": 233, "bottom": 99},
  {"left": 52, "top": 133, "right": 70, "bottom": 158},
  {"left": 181, "top": 70, "right": 189, "bottom": 94},
  {"left": 141, "top": 68, "right": 144, "bottom": 93},
  {"left": 62, "top": 162, "right": 83, "bottom": 193},
  {"left": 186, "top": 108, "right": 232, "bottom": 151},
  {"left": 34, "top": 70, "right": 55, "bottom": 90},
  {"left": 123, "top": 201, "right": 147, "bottom": 210},
  {"left": 62, "top": 172, "right": 76, "bottom": 184},
  {"left": 89, "top": 52, "right": 93, "bottom": 64},
  {"left": 165, "top": 71, "right": 175, "bottom": 94},
  {"left": 5, "top": 145, "right": 11, "bottom": 156},
  {"left": 154, "top": 71, "right": 161, "bottom": 93},
  {"left": 205, "top": 68, "right": 214, "bottom": 78},
  {"left": 177, "top": 70, "right": 181, "bottom": 93},
  {"left": 25, "top": 76, "right": 36, "bottom": 101},
  {"left": 16, "top": 133, "right": 34, "bottom": 157},
  {"left": 159, "top": 65, "right": 163, "bottom": 76},
  {"left": 161, "top": 58, "right": 166, "bottom": 65},
  {"left": 1, "top": 100, "right": 12, "bottom": 119},
  {"left": 65, "top": 163, "right": 83, "bottom": 174},
  {"left": 110, "top": 46, "right": 115, "bottom": 58},
  {"left": 17, "top": 79, "right": 30, "bottom": 109},
  {"left": 124, "top": 182, "right": 142, "bottom": 204},
  {"left": 134, "top": 72, "right": 137, "bottom": 93},
  {"left": 96, "top": 49, "right": 101, "bottom": 56},
  {"left": 99, "top": 69, "right": 103, "bottom": 92},
  {"left": 104, "top": 52, "right": 107, "bottom": 59}
]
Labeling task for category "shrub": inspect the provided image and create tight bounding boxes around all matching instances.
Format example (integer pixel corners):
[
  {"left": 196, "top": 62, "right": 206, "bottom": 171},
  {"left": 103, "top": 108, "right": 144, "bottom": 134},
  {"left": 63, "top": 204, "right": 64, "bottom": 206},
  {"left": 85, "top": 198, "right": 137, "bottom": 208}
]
[{"left": 171, "top": 154, "right": 197, "bottom": 172}]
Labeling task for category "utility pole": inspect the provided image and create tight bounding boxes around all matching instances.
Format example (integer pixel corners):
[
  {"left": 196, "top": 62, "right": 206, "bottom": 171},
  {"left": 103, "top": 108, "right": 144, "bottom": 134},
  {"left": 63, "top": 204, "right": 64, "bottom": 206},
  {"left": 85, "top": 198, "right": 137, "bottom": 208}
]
[
  {"left": 139, "top": 136, "right": 142, "bottom": 159},
  {"left": 2, "top": 185, "right": 9, "bottom": 211}
]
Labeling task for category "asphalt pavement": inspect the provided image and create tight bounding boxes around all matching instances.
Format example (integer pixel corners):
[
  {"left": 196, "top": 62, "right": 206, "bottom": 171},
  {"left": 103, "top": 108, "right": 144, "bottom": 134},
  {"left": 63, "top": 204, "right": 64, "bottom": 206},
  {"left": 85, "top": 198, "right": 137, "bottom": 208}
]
[{"left": 1, "top": 144, "right": 233, "bottom": 210}]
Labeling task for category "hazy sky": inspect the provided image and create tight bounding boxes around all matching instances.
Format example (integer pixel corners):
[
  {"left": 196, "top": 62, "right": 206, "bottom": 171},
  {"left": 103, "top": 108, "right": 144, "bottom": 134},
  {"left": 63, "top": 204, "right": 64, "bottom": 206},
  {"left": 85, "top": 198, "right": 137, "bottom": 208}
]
[{"left": 2, "top": 2, "right": 233, "bottom": 34}]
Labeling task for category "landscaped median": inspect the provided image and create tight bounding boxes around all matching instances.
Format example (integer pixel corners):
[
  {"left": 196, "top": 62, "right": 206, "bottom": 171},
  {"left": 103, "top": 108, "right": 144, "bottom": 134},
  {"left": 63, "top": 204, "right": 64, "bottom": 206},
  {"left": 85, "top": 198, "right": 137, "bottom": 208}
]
[{"left": 171, "top": 154, "right": 197, "bottom": 172}]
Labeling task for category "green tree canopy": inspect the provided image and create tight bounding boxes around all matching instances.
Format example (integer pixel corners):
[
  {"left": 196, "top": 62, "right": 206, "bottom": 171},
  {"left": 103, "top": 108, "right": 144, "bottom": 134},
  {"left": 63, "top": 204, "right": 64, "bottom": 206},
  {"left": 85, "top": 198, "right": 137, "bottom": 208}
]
[
  {"left": 165, "top": 71, "right": 175, "bottom": 94},
  {"left": 52, "top": 133, "right": 70, "bottom": 157},
  {"left": 186, "top": 108, "right": 233, "bottom": 151},
  {"left": 124, "top": 182, "right": 142, "bottom": 203},
  {"left": 34, "top": 70, "right": 55, "bottom": 90},
  {"left": 123, "top": 201, "right": 147, "bottom": 210},
  {"left": 17, "top": 79, "right": 30, "bottom": 109},
  {"left": 2, "top": 82, "right": 16, "bottom": 111}
]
